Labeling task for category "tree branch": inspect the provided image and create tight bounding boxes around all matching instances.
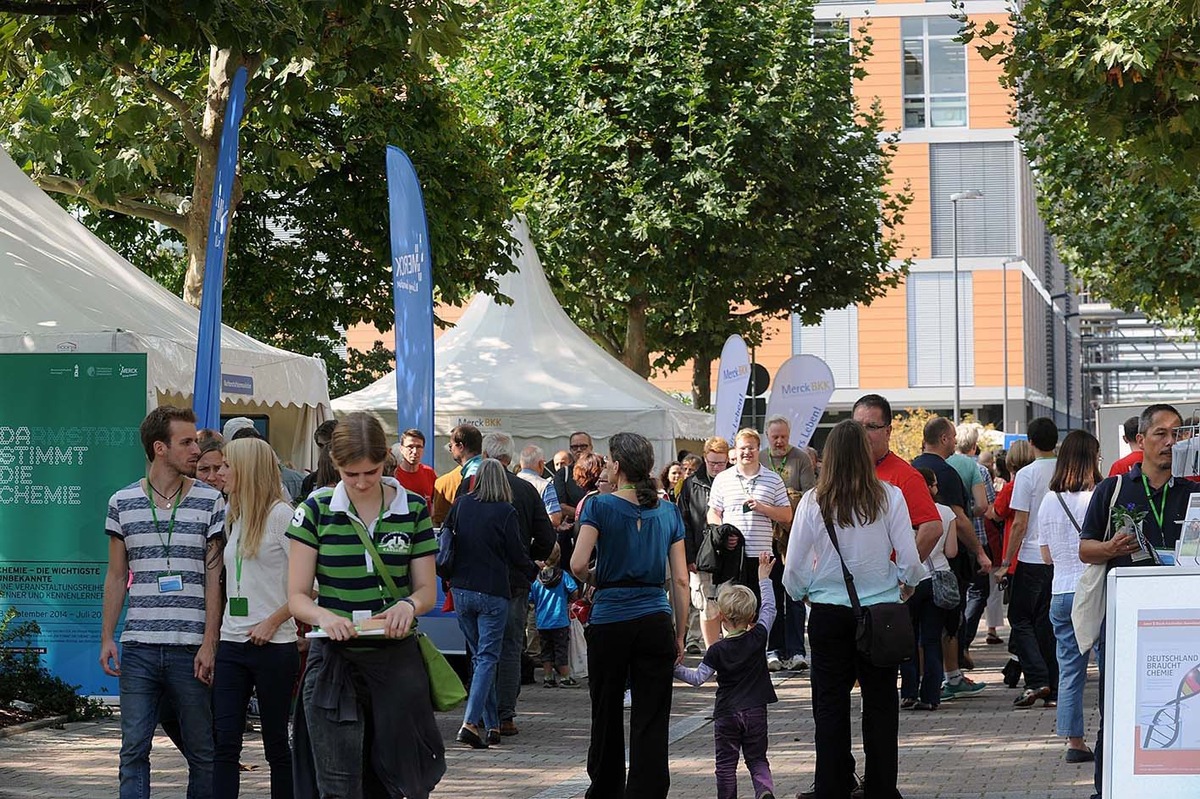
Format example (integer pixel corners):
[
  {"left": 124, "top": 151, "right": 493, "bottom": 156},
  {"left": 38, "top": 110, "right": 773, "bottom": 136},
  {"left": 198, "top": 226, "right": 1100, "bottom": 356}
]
[
  {"left": 35, "top": 173, "right": 187, "bottom": 232},
  {"left": 109, "top": 56, "right": 203, "bottom": 148},
  {"left": 0, "top": 1, "right": 105, "bottom": 13}
]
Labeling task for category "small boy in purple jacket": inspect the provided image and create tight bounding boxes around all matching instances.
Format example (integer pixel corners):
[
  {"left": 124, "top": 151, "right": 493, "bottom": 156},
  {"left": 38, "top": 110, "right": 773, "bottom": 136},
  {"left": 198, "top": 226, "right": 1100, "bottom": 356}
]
[{"left": 675, "top": 552, "right": 777, "bottom": 799}]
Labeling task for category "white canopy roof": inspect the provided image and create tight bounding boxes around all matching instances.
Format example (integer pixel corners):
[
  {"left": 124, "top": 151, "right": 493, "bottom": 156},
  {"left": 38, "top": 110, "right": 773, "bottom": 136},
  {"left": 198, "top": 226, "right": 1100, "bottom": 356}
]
[
  {"left": 0, "top": 147, "right": 329, "bottom": 411},
  {"left": 334, "top": 218, "right": 711, "bottom": 465}
]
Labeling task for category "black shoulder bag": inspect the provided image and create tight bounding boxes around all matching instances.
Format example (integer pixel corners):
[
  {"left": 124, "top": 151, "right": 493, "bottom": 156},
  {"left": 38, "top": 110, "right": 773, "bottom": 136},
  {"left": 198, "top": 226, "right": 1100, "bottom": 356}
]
[{"left": 824, "top": 516, "right": 914, "bottom": 667}]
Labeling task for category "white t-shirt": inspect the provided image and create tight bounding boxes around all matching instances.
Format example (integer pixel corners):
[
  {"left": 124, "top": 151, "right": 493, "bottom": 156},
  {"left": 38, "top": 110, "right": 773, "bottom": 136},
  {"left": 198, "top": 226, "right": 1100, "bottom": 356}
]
[
  {"left": 1010, "top": 457, "right": 1058, "bottom": 564},
  {"left": 925, "top": 502, "right": 956, "bottom": 575},
  {"left": 1036, "top": 489, "right": 1093, "bottom": 595},
  {"left": 708, "top": 465, "right": 790, "bottom": 555},
  {"left": 221, "top": 501, "right": 297, "bottom": 644}
]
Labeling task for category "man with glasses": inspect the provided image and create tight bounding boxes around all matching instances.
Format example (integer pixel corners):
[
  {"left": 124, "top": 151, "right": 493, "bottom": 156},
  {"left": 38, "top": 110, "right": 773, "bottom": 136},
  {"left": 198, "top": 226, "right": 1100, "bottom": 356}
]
[
  {"left": 553, "top": 431, "right": 592, "bottom": 513},
  {"left": 850, "top": 394, "right": 945, "bottom": 565},
  {"left": 392, "top": 428, "right": 437, "bottom": 505},
  {"left": 431, "top": 423, "right": 482, "bottom": 526},
  {"left": 678, "top": 436, "right": 731, "bottom": 650},
  {"left": 708, "top": 428, "right": 794, "bottom": 670}
]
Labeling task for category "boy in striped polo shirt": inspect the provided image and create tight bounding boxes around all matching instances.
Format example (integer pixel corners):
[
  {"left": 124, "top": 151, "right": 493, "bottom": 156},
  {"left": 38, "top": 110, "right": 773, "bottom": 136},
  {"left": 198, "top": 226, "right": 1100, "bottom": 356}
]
[{"left": 100, "top": 407, "right": 225, "bottom": 799}]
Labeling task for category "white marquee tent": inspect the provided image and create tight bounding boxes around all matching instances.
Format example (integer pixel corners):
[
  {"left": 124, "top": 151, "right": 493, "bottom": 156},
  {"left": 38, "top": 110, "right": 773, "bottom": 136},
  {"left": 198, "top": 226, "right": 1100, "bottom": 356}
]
[
  {"left": 0, "top": 147, "right": 331, "bottom": 468},
  {"left": 333, "top": 219, "right": 712, "bottom": 471}
]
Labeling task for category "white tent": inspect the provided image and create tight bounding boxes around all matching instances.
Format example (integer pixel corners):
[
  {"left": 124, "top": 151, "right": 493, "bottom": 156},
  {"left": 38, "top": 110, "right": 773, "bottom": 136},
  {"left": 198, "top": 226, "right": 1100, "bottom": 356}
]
[
  {"left": 0, "top": 147, "right": 331, "bottom": 468},
  {"left": 333, "top": 219, "right": 712, "bottom": 470}
]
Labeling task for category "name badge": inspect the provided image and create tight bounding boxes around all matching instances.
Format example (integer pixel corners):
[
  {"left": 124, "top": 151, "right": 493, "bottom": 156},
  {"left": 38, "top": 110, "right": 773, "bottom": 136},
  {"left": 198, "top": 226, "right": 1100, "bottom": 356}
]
[
  {"left": 228, "top": 596, "right": 249, "bottom": 617},
  {"left": 157, "top": 573, "right": 183, "bottom": 593},
  {"left": 352, "top": 609, "right": 372, "bottom": 625}
]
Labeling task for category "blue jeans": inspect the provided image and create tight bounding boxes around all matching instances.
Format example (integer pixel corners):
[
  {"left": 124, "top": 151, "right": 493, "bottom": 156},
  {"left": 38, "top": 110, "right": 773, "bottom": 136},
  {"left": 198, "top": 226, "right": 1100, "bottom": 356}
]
[
  {"left": 497, "top": 592, "right": 527, "bottom": 723},
  {"left": 454, "top": 588, "right": 509, "bottom": 731},
  {"left": 118, "top": 642, "right": 213, "bottom": 799},
  {"left": 213, "top": 641, "right": 298, "bottom": 799},
  {"left": 1050, "top": 593, "right": 1095, "bottom": 738}
]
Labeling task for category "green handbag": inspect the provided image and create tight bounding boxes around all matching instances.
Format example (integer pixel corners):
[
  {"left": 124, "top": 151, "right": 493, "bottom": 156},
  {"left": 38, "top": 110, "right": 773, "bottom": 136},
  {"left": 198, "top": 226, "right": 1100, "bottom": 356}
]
[{"left": 353, "top": 520, "right": 467, "bottom": 711}]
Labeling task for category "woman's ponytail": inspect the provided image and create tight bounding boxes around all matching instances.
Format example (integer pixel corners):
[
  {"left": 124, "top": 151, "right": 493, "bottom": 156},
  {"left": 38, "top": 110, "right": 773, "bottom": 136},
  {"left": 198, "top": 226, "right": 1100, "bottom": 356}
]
[{"left": 608, "top": 432, "right": 659, "bottom": 510}]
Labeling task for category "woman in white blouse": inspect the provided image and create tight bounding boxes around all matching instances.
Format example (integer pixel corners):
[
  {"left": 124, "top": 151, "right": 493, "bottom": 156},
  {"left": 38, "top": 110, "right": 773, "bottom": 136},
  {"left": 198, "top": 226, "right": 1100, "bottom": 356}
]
[
  {"left": 1035, "top": 430, "right": 1102, "bottom": 763},
  {"left": 783, "top": 420, "right": 925, "bottom": 799}
]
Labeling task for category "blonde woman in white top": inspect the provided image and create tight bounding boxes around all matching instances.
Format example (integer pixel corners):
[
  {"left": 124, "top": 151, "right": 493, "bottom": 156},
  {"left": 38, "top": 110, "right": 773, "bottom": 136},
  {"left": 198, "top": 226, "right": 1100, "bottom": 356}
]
[
  {"left": 213, "top": 438, "right": 298, "bottom": 798},
  {"left": 1035, "top": 430, "right": 1102, "bottom": 763}
]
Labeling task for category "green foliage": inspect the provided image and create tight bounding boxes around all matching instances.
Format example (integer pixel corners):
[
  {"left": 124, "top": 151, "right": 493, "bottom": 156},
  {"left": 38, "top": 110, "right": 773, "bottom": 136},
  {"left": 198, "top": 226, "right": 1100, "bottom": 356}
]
[
  {"left": 960, "top": 0, "right": 1200, "bottom": 326},
  {"left": 0, "top": 597, "right": 110, "bottom": 722},
  {"left": 453, "top": 0, "right": 909, "bottom": 395},
  {"left": 0, "top": 1, "right": 514, "bottom": 393}
]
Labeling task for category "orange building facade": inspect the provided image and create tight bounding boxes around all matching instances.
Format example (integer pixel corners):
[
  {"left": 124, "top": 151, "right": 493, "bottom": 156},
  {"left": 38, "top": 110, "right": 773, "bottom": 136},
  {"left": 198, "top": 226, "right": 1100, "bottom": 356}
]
[{"left": 651, "top": 0, "right": 1082, "bottom": 439}]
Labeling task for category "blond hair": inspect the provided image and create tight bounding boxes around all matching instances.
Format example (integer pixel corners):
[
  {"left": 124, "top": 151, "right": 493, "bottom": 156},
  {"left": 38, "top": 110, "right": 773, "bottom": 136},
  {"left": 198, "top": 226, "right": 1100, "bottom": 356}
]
[
  {"left": 1005, "top": 439, "right": 1035, "bottom": 475},
  {"left": 716, "top": 582, "right": 759, "bottom": 628},
  {"left": 223, "top": 438, "right": 287, "bottom": 559},
  {"left": 734, "top": 428, "right": 761, "bottom": 448}
]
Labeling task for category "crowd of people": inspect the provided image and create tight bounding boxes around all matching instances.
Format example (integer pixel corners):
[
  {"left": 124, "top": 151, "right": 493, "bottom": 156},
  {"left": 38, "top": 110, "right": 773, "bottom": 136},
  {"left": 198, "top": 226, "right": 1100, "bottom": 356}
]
[{"left": 97, "top": 398, "right": 1193, "bottom": 799}]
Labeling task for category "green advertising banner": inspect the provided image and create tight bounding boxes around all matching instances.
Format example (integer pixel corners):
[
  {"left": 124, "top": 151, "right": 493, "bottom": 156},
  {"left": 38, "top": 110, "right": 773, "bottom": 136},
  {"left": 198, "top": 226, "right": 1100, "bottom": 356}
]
[{"left": 0, "top": 353, "right": 147, "bottom": 695}]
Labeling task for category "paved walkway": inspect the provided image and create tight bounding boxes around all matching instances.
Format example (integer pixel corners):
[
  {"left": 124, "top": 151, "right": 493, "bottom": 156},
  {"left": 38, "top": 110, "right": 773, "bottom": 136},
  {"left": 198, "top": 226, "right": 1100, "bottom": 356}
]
[{"left": 0, "top": 634, "right": 1098, "bottom": 798}]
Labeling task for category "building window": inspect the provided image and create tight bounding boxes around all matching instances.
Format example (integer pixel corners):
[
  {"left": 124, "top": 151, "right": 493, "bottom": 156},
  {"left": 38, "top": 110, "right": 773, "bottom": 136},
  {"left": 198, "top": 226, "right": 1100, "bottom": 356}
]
[
  {"left": 907, "top": 272, "right": 974, "bottom": 387},
  {"left": 791, "top": 306, "right": 859, "bottom": 388},
  {"left": 903, "top": 17, "right": 967, "bottom": 129},
  {"left": 930, "top": 141, "right": 1017, "bottom": 257}
]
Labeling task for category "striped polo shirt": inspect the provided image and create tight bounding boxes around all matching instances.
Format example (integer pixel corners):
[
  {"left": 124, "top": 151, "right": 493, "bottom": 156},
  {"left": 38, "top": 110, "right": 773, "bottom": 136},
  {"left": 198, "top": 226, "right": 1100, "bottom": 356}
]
[
  {"left": 708, "top": 465, "right": 790, "bottom": 556},
  {"left": 286, "top": 477, "right": 436, "bottom": 621},
  {"left": 105, "top": 479, "right": 225, "bottom": 646}
]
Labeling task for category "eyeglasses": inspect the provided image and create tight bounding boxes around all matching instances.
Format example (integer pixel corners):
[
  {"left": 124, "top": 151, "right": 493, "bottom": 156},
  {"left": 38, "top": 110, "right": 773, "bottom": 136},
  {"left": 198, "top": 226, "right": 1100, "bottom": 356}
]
[
  {"left": 569, "top": 443, "right": 589, "bottom": 451},
  {"left": 705, "top": 459, "right": 728, "bottom": 468}
]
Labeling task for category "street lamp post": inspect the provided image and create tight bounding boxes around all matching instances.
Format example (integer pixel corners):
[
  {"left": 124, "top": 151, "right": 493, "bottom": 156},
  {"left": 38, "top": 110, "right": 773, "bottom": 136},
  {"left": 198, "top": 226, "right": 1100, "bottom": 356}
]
[{"left": 950, "top": 189, "right": 983, "bottom": 423}]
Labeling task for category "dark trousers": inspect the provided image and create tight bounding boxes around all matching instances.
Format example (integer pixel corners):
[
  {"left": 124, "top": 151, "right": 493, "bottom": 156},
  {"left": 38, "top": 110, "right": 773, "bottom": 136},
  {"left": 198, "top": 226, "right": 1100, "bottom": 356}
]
[
  {"left": 585, "top": 613, "right": 676, "bottom": 799},
  {"left": 899, "top": 580, "right": 944, "bottom": 707},
  {"left": 808, "top": 604, "right": 903, "bottom": 799},
  {"left": 785, "top": 595, "right": 808, "bottom": 659},
  {"left": 213, "top": 641, "right": 299, "bottom": 799},
  {"left": 958, "top": 570, "right": 990, "bottom": 654},
  {"left": 714, "top": 706, "right": 774, "bottom": 799},
  {"left": 1093, "top": 627, "right": 1107, "bottom": 799},
  {"left": 1007, "top": 562, "right": 1058, "bottom": 691},
  {"left": 741, "top": 555, "right": 786, "bottom": 656},
  {"left": 497, "top": 593, "right": 527, "bottom": 723}
]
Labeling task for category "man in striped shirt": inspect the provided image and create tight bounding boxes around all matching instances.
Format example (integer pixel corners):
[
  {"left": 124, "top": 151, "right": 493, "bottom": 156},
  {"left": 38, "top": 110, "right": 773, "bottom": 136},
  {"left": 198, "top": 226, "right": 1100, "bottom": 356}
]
[
  {"left": 708, "top": 428, "right": 794, "bottom": 670},
  {"left": 100, "top": 407, "right": 225, "bottom": 799}
]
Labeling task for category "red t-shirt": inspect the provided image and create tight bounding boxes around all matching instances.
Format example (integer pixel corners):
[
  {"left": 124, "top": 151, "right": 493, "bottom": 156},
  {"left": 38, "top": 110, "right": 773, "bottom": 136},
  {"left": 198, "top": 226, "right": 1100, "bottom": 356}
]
[
  {"left": 394, "top": 463, "right": 438, "bottom": 505},
  {"left": 1108, "top": 450, "right": 1143, "bottom": 478},
  {"left": 992, "top": 479, "right": 1018, "bottom": 575},
  {"left": 875, "top": 451, "right": 940, "bottom": 528}
]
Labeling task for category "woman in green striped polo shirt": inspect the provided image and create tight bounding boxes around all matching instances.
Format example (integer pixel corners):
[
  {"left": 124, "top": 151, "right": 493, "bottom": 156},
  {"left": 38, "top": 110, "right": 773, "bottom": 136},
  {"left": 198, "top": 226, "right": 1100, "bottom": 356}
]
[{"left": 287, "top": 413, "right": 444, "bottom": 798}]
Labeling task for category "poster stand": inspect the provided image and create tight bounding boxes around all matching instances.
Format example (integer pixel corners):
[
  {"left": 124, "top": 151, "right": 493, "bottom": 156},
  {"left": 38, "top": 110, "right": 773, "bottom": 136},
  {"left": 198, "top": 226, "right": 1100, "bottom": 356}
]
[{"left": 1104, "top": 566, "right": 1200, "bottom": 797}]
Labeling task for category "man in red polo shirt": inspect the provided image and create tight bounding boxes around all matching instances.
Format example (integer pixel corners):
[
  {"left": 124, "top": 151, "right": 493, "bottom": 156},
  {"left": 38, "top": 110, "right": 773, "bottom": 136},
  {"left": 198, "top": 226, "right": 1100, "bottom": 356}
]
[
  {"left": 1107, "top": 415, "right": 1143, "bottom": 477},
  {"left": 851, "top": 394, "right": 942, "bottom": 560},
  {"left": 393, "top": 427, "right": 437, "bottom": 505}
]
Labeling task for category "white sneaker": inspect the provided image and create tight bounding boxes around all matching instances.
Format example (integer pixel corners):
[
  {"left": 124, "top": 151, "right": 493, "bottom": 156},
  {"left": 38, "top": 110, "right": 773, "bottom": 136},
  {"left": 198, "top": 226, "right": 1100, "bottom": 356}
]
[
  {"left": 782, "top": 656, "right": 809, "bottom": 672},
  {"left": 623, "top": 689, "right": 632, "bottom": 708},
  {"left": 767, "top": 655, "right": 783, "bottom": 672}
]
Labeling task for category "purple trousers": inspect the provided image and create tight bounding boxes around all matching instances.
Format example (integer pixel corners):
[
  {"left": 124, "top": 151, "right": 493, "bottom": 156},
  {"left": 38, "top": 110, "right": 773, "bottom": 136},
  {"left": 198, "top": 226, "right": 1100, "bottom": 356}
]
[{"left": 713, "top": 705, "right": 774, "bottom": 799}]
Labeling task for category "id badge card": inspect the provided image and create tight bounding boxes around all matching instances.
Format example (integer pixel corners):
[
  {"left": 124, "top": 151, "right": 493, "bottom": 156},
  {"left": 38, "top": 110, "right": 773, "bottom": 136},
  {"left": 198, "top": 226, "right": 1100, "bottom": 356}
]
[
  {"left": 157, "top": 573, "right": 183, "bottom": 593},
  {"left": 352, "top": 609, "right": 372, "bottom": 625},
  {"left": 228, "top": 596, "right": 249, "bottom": 617}
]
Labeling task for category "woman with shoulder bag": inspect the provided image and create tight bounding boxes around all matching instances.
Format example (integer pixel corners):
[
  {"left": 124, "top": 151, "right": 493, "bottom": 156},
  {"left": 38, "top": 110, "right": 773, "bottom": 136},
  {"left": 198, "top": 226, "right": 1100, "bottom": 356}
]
[
  {"left": 446, "top": 458, "right": 539, "bottom": 749},
  {"left": 286, "top": 413, "right": 444, "bottom": 799},
  {"left": 899, "top": 468, "right": 958, "bottom": 711},
  {"left": 782, "top": 420, "right": 925, "bottom": 799},
  {"left": 1035, "top": 430, "right": 1102, "bottom": 763}
]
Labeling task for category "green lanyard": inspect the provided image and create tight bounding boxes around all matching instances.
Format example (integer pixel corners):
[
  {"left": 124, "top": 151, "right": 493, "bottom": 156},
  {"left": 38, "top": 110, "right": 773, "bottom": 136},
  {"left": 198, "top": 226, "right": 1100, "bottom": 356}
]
[
  {"left": 147, "top": 485, "right": 181, "bottom": 571},
  {"left": 1142, "top": 475, "right": 1168, "bottom": 533},
  {"left": 234, "top": 535, "right": 244, "bottom": 597}
]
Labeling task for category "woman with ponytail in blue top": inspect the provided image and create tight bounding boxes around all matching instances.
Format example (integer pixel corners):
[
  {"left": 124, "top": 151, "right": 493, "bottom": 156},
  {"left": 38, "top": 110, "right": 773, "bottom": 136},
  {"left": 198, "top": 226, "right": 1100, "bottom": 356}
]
[{"left": 571, "top": 432, "right": 690, "bottom": 799}]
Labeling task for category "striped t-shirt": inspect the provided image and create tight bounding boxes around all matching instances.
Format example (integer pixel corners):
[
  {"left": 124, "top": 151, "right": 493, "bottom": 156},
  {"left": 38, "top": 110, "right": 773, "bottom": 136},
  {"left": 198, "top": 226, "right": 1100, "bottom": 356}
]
[
  {"left": 708, "top": 465, "right": 790, "bottom": 556},
  {"left": 286, "top": 477, "right": 436, "bottom": 621},
  {"left": 106, "top": 479, "right": 225, "bottom": 646}
]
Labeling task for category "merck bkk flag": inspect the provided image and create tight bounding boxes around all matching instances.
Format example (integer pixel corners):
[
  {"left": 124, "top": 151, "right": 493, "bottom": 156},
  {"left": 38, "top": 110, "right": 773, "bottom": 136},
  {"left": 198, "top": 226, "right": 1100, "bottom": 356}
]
[
  {"left": 385, "top": 146, "right": 434, "bottom": 465},
  {"left": 193, "top": 66, "right": 249, "bottom": 429}
]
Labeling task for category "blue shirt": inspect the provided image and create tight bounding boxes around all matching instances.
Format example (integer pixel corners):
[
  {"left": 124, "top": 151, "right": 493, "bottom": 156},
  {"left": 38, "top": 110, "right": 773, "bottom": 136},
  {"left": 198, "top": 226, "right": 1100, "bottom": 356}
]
[
  {"left": 529, "top": 571, "right": 578, "bottom": 630},
  {"left": 579, "top": 494, "right": 684, "bottom": 624}
]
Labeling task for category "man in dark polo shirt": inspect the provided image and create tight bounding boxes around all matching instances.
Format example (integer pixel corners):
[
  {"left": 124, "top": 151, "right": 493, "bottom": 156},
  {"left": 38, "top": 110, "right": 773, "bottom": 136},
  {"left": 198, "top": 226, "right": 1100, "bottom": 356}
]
[
  {"left": 1079, "top": 403, "right": 1199, "bottom": 799},
  {"left": 911, "top": 415, "right": 992, "bottom": 700}
]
